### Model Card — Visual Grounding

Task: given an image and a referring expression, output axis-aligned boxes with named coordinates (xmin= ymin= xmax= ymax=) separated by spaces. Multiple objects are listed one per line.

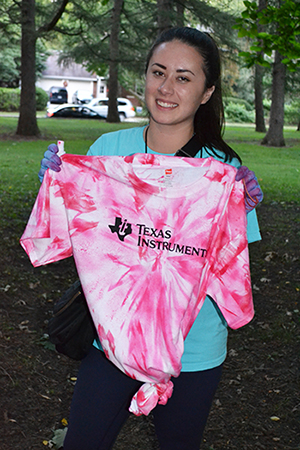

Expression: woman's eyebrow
xmin=177 ymin=68 xmax=195 ymax=76
xmin=151 ymin=62 xmax=195 ymax=76
xmin=151 ymin=62 xmax=167 ymax=69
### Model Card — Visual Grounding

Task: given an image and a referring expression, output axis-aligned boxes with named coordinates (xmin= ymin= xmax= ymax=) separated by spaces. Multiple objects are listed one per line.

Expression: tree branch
xmin=37 ymin=0 xmax=70 ymax=36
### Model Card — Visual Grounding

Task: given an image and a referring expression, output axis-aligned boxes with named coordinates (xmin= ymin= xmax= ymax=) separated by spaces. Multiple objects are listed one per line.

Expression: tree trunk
xmin=254 ymin=0 xmax=266 ymax=133
xmin=16 ymin=0 xmax=40 ymax=137
xmin=157 ymin=0 xmax=172 ymax=35
xmin=106 ymin=0 xmax=124 ymax=123
xmin=254 ymin=63 xmax=266 ymax=132
xmin=261 ymin=51 xmax=286 ymax=146
xmin=176 ymin=2 xmax=184 ymax=27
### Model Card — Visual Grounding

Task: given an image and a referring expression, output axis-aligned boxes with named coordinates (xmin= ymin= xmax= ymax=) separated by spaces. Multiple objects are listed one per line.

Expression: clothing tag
xmin=163 ymin=168 xmax=173 ymax=187
xmin=57 ymin=140 xmax=66 ymax=156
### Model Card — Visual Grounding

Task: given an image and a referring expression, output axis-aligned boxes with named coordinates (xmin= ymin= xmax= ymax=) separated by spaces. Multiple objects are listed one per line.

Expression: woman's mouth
xmin=156 ymin=100 xmax=178 ymax=109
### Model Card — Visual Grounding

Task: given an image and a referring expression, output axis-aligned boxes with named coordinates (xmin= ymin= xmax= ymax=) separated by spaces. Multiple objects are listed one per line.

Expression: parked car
xmin=86 ymin=97 xmax=136 ymax=121
xmin=46 ymin=103 xmax=101 ymax=119
xmin=72 ymin=90 xmax=94 ymax=104
xmin=49 ymin=86 xmax=68 ymax=104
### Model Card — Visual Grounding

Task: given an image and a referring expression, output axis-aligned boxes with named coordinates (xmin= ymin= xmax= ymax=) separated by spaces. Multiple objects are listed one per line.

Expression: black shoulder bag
xmin=48 ymin=280 xmax=97 ymax=360
xmin=48 ymin=133 xmax=201 ymax=360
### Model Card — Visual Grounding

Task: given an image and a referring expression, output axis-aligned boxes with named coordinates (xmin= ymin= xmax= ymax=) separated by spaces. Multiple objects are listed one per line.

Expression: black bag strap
xmin=174 ymin=134 xmax=201 ymax=158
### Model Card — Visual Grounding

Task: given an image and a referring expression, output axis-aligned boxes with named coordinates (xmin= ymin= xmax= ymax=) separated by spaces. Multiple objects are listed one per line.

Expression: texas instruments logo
xmin=108 ymin=216 xmax=207 ymax=258
xmin=109 ymin=217 xmax=132 ymax=241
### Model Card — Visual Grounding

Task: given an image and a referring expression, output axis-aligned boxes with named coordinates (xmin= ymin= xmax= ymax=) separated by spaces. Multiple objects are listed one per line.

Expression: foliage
xmin=0 ymin=32 xmax=49 ymax=88
xmin=224 ymin=101 xmax=255 ymax=123
xmin=46 ymin=426 xmax=68 ymax=448
xmin=36 ymin=87 xmax=49 ymax=111
xmin=284 ymin=100 xmax=300 ymax=125
xmin=0 ymin=87 xmax=49 ymax=112
xmin=234 ymin=0 xmax=300 ymax=71
xmin=0 ymin=37 xmax=20 ymax=88
xmin=36 ymin=40 xmax=51 ymax=81
xmin=57 ymin=0 xmax=240 ymax=98
xmin=57 ymin=0 xmax=157 ymax=77
xmin=224 ymin=96 xmax=253 ymax=111
xmin=0 ymin=88 xmax=20 ymax=111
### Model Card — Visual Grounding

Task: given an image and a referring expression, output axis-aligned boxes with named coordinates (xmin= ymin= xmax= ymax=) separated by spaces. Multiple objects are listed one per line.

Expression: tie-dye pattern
xmin=20 ymin=153 xmax=254 ymax=415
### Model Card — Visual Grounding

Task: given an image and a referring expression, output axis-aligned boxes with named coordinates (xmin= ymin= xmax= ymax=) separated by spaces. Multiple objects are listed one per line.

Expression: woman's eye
xmin=178 ymin=76 xmax=190 ymax=83
xmin=153 ymin=70 xmax=164 ymax=77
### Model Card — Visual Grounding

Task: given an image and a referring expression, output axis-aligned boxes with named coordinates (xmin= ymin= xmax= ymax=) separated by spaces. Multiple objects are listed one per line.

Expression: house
xmin=36 ymin=52 xmax=107 ymax=103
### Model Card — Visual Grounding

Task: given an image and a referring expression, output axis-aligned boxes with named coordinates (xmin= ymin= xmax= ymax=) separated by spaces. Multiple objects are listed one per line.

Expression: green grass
xmin=224 ymin=125 xmax=300 ymax=203
xmin=0 ymin=117 xmax=299 ymax=206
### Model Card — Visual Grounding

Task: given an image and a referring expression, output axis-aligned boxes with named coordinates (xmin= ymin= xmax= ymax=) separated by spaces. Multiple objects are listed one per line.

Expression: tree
xmin=157 ymin=0 xmax=173 ymax=34
xmin=261 ymin=50 xmax=286 ymax=145
xmin=17 ymin=0 xmax=40 ymax=136
xmin=18 ymin=0 xmax=70 ymax=136
xmin=254 ymin=63 xmax=266 ymax=132
xmin=57 ymin=0 xmax=239 ymax=123
xmin=235 ymin=0 xmax=300 ymax=146
xmin=106 ymin=0 xmax=124 ymax=123
xmin=254 ymin=0 xmax=267 ymax=133
xmin=0 ymin=0 xmax=70 ymax=136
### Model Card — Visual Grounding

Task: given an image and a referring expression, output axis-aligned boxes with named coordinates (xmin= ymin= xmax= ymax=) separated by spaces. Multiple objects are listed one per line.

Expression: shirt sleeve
xmin=196 ymin=148 xmax=261 ymax=245
xmin=87 ymin=135 xmax=104 ymax=156
xmin=246 ymin=208 xmax=261 ymax=243
xmin=20 ymin=170 xmax=73 ymax=267
xmin=206 ymin=180 xmax=254 ymax=330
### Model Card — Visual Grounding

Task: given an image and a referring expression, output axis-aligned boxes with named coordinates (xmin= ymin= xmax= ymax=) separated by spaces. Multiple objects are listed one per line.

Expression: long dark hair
xmin=145 ymin=27 xmax=241 ymax=163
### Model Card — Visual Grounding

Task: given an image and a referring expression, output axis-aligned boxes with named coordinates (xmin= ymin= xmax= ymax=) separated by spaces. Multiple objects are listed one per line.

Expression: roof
xmin=42 ymin=52 xmax=97 ymax=80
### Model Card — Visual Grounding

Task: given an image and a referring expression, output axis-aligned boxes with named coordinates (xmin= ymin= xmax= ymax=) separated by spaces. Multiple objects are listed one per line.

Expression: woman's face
xmin=145 ymin=40 xmax=215 ymax=129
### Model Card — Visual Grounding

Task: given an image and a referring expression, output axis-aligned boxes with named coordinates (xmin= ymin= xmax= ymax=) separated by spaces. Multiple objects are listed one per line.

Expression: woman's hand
xmin=235 ymin=166 xmax=263 ymax=213
xmin=38 ymin=144 xmax=62 ymax=182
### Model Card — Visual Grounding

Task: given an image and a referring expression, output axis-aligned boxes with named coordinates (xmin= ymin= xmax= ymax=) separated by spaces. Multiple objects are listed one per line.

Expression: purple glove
xmin=235 ymin=166 xmax=263 ymax=213
xmin=38 ymin=144 xmax=62 ymax=182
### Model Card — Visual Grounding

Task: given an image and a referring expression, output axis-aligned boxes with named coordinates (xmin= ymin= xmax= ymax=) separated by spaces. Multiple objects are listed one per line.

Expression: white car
xmin=72 ymin=90 xmax=94 ymax=104
xmin=86 ymin=97 xmax=136 ymax=121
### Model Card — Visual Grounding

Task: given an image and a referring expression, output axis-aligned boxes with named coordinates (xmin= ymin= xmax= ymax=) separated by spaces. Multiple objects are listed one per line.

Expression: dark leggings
xmin=63 ymin=346 xmax=222 ymax=450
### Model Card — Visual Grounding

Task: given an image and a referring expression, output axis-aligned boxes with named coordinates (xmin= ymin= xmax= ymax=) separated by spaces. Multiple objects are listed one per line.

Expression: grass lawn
xmin=0 ymin=117 xmax=299 ymax=205
xmin=1 ymin=117 xmax=299 ymax=450
xmin=224 ymin=125 xmax=300 ymax=203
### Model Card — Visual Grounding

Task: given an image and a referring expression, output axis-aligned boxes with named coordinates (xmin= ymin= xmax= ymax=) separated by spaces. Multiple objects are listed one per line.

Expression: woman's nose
xmin=158 ymin=77 xmax=174 ymax=94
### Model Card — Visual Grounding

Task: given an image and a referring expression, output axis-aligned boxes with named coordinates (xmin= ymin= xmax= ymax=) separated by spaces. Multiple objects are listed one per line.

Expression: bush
xmin=36 ymin=87 xmax=48 ymax=111
xmin=263 ymin=99 xmax=271 ymax=112
xmin=224 ymin=102 xmax=255 ymax=123
xmin=224 ymin=97 xmax=253 ymax=111
xmin=0 ymin=88 xmax=20 ymax=111
xmin=0 ymin=87 xmax=48 ymax=111
xmin=284 ymin=101 xmax=300 ymax=126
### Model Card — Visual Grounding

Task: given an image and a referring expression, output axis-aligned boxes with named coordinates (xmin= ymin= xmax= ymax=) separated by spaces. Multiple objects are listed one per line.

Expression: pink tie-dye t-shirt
xmin=20 ymin=153 xmax=254 ymax=415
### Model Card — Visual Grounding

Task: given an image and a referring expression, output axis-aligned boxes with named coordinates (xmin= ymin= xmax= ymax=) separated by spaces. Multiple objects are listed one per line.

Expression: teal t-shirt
xmin=88 ymin=126 xmax=261 ymax=371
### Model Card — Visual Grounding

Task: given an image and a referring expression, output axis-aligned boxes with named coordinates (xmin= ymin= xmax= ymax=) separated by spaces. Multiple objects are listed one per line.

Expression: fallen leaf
xmin=260 ymin=277 xmax=271 ymax=283
xmin=265 ymin=251 xmax=277 ymax=262
xmin=40 ymin=394 xmax=51 ymax=400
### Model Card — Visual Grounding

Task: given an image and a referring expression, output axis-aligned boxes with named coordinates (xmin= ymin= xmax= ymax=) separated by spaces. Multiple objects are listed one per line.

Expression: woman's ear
xmin=201 ymin=85 xmax=215 ymax=105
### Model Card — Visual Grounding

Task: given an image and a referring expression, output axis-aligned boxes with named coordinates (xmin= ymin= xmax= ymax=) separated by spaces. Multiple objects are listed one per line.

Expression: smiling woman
xmin=33 ymin=26 xmax=263 ymax=450
xmin=144 ymin=40 xmax=215 ymax=149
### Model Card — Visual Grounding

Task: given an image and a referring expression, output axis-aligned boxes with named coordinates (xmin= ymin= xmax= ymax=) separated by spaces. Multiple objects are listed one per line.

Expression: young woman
xmin=39 ymin=27 xmax=262 ymax=450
